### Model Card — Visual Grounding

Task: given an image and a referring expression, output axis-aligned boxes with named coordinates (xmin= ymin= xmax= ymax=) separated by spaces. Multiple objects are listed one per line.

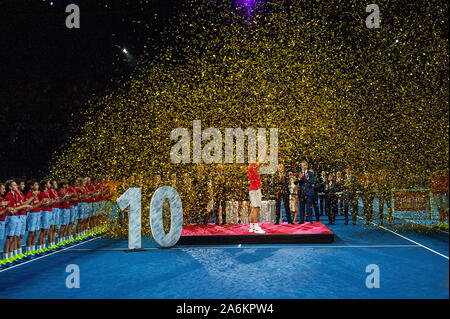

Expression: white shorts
xmin=249 ymin=189 xmax=262 ymax=208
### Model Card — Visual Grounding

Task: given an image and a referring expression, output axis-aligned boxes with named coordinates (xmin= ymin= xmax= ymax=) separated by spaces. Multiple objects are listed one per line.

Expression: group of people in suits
xmin=120 ymin=161 xmax=397 ymax=228
xmin=269 ymin=161 xmax=327 ymax=225
xmin=268 ymin=162 xmax=395 ymax=226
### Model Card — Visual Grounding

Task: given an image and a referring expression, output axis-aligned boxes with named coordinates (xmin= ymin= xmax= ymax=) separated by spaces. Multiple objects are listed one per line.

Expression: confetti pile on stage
xmin=47 ymin=0 xmax=448 ymax=236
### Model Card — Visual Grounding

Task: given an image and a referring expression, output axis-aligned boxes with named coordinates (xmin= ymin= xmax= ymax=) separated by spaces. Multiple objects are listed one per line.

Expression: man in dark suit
xmin=310 ymin=168 xmax=321 ymax=222
xmin=317 ymin=171 xmax=328 ymax=216
xmin=361 ymin=172 xmax=375 ymax=226
xmin=296 ymin=161 xmax=316 ymax=224
xmin=377 ymin=169 xmax=393 ymax=226
xmin=270 ymin=164 xmax=293 ymax=224
xmin=335 ymin=171 xmax=344 ymax=216
xmin=343 ymin=168 xmax=359 ymax=225
xmin=326 ymin=173 xmax=337 ymax=224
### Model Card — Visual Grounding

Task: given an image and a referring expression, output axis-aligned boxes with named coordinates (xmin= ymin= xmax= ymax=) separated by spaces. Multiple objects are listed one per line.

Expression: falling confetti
xmin=47 ymin=0 xmax=448 ymax=236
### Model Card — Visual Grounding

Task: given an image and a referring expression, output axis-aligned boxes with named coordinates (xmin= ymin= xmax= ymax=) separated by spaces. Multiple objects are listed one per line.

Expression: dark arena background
xmin=0 ymin=0 xmax=448 ymax=310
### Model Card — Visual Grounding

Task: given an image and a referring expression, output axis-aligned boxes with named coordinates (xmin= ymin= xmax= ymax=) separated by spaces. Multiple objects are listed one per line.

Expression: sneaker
xmin=9 ymin=257 xmax=18 ymax=265
xmin=4 ymin=258 xmax=13 ymax=267
xmin=253 ymin=224 xmax=266 ymax=234
xmin=22 ymin=252 xmax=31 ymax=260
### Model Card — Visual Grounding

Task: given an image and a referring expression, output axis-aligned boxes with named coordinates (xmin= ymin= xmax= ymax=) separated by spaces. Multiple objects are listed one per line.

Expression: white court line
xmin=0 ymin=237 xmax=101 ymax=273
xmin=356 ymin=216 xmax=449 ymax=260
xmin=67 ymin=244 xmax=419 ymax=251
xmin=376 ymin=224 xmax=449 ymax=260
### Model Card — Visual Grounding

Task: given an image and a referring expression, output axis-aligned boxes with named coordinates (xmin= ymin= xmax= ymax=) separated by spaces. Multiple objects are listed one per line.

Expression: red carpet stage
xmin=177 ymin=222 xmax=334 ymax=245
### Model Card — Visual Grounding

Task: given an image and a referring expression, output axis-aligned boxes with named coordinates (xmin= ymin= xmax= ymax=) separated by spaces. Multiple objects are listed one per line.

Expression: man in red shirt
xmin=99 ymin=179 xmax=114 ymax=230
xmin=86 ymin=177 xmax=97 ymax=235
xmin=64 ymin=179 xmax=76 ymax=242
xmin=24 ymin=180 xmax=43 ymax=256
xmin=79 ymin=177 xmax=91 ymax=237
xmin=70 ymin=178 xmax=84 ymax=240
xmin=57 ymin=179 xmax=73 ymax=246
xmin=16 ymin=180 xmax=29 ymax=257
xmin=247 ymin=159 xmax=266 ymax=234
xmin=1 ymin=183 xmax=9 ymax=266
xmin=87 ymin=177 xmax=101 ymax=235
xmin=96 ymin=180 xmax=106 ymax=232
xmin=91 ymin=178 xmax=101 ymax=233
xmin=37 ymin=180 xmax=54 ymax=254
xmin=48 ymin=180 xmax=62 ymax=249
xmin=3 ymin=180 xmax=32 ymax=262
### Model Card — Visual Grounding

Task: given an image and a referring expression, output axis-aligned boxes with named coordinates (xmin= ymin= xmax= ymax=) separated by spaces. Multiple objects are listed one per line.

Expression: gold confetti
xmin=47 ymin=0 xmax=448 ymax=235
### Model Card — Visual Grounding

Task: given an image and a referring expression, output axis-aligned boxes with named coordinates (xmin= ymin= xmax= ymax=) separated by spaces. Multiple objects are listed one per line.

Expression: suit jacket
xmin=269 ymin=172 xmax=290 ymax=195
xmin=376 ymin=177 xmax=392 ymax=199
xmin=334 ymin=179 xmax=344 ymax=194
xmin=296 ymin=169 xmax=316 ymax=197
xmin=327 ymin=181 xmax=338 ymax=197
xmin=314 ymin=177 xmax=326 ymax=195
xmin=343 ymin=175 xmax=358 ymax=198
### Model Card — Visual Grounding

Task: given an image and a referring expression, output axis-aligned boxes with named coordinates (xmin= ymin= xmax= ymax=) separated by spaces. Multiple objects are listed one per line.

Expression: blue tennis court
xmin=1 ymin=213 xmax=448 ymax=299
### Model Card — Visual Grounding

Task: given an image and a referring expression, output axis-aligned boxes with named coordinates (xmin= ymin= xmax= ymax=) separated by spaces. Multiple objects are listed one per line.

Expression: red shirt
xmin=70 ymin=187 xmax=80 ymax=206
xmin=4 ymin=191 xmax=21 ymax=216
xmin=95 ymin=184 xmax=101 ymax=202
xmin=16 ymin=190 xmax=27 ymax=215
xmin=58 ymin=188 xmax=71 ymax=209
xmin=101 ymin=184 xmax=108 ymax=201
xmin=38 ymin=191 xmax=52 ymax=212
xmin=65 ymin=186 xmax=75 ymax=206
xmin=0 ymin=196 xmax=6 ymax=221
xmin=49 ymin=188 xmax=61 ymax=208
xmin=26 ymin=191 xmax=41 ymax=213
xmin=87 ymin=185 xmax=95 ymax=202
xmin=247 ymin=165 xmax=261 ymax=191
xmin=80 ymin=187 xmax=88 ymax=203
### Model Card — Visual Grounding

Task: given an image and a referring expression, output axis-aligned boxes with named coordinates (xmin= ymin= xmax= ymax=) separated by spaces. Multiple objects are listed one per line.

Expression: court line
xmin=0 ymin=237 xmax=101 ymax=273
xmin=355 ymin=216 xmax=449 ymax=260
xmin=355 ymin=202 xmax=449 ymax=258
xmin=376 ymin=224 xmax=449 ymax=260
xmin=67 ymin=244 xmax=419 ymax=251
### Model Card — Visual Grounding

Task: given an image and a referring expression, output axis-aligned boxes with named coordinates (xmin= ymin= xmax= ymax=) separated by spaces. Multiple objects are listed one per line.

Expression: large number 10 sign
xmin=116 ymin=186 xmax=183 ymax=249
